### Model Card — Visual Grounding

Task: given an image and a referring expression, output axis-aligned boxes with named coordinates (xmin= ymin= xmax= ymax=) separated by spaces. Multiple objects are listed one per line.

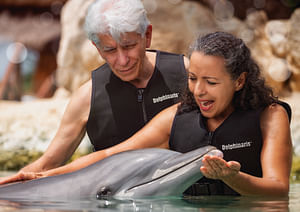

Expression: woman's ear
xmin=235 ymin=72 xmax=247 ymax=91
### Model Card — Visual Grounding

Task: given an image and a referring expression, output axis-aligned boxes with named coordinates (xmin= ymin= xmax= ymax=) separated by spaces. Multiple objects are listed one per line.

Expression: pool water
xmin=0 ymin=183 xmax=299 ymax=211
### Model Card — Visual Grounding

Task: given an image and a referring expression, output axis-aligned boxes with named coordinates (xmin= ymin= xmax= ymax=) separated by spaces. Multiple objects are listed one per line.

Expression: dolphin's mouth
xmin=126 ymin=146 xmax=220 ymax=192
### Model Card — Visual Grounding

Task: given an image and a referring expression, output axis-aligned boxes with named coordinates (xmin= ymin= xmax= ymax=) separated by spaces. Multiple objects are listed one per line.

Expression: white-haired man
xmin=0 ymin=0 xmax=188 ymax=183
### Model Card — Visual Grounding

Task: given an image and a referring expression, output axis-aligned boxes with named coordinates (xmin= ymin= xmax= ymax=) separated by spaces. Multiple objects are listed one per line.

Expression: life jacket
xmin=169 ymin=101 xmax=291 ymax=195
xmin=87 ymin=50 xmax=187 ymax=151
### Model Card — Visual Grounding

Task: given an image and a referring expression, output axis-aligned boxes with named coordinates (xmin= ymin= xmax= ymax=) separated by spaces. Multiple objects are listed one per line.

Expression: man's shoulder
xmin=90 ymin=63 xmax=113 ymax=84
xmin=149 ymin=49 xmax=182 ymax=57
xmin=92 ymin=63 xmax=110 ymax=72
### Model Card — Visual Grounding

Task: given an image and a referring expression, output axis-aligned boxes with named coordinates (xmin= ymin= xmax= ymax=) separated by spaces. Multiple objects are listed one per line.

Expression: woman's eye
xmin=207 ymin=80 xmax=217 ymax=85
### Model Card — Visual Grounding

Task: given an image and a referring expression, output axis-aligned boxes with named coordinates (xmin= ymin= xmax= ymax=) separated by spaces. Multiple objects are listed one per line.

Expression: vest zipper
xmin=208 ymin=131 xmax=214 ymax=145
xmin=137 ymin=89 xmax=147 ymax=123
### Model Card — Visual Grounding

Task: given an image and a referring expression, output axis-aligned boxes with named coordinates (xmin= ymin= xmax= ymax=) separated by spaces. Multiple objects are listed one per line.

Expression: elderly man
xmin=0 ymin=0 xmax=188 ymax=183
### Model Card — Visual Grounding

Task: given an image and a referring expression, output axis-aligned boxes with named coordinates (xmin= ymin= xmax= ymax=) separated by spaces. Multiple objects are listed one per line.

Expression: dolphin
xmin=0 ymin=146 xmax=222 ymax=200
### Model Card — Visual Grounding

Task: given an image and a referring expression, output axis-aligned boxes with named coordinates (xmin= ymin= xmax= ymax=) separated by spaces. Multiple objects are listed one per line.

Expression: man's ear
xmin=92 ymin=41 xmax=99 ymax=48
xmin=145 ymin=24 xmax=152 ymax=48
xmin=235 ymin=72 xmax=247 ymax=91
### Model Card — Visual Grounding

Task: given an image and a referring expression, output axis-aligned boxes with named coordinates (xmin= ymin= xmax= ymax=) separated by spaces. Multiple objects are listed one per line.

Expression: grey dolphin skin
xmin=0 ymin=146 xmax=223 ymax=200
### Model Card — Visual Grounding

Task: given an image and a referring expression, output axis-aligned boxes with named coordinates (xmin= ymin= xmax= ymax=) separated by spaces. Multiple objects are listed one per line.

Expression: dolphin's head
xmin=92 ymin=146 xmax=223 ymax=198
xmin=0 ymin=146 xmax=223 ymax=200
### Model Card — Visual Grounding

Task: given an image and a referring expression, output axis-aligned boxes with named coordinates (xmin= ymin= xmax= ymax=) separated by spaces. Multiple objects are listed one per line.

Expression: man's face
xmin=95 ymin=26 xmax=152 ymax=83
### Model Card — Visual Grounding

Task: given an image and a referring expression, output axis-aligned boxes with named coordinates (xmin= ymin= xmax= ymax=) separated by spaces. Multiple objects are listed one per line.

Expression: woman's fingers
xmin=201 ymin=156 xmax=240 ymax=180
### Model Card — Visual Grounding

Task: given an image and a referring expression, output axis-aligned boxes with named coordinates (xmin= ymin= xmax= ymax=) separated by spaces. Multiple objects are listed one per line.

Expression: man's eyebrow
xmin=120 ymin=40 xmax=137 ymax=45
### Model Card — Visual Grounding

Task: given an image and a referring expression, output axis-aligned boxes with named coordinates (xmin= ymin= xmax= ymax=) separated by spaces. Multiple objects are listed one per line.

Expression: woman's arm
xmin=201 ymin=103 xmax=292 ymax=196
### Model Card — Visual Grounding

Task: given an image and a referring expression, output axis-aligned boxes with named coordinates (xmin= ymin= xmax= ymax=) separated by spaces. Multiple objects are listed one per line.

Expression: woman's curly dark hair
xmin=179 ymin=31 xmax=277 ymax=113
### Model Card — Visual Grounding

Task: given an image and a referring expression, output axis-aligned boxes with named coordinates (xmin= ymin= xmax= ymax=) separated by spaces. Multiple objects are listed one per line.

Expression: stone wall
xmin=56 ymin=0 xmax=300 ymax=95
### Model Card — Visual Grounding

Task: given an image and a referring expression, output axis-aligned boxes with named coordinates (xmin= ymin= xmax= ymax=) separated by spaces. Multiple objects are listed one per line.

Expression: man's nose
xmin=116 ymin=49 xmax=129 ymax=66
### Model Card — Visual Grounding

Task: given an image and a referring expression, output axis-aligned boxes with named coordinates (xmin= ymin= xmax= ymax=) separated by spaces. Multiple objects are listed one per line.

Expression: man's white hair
xmin=84 ymin=0 xmax=150 ymax=46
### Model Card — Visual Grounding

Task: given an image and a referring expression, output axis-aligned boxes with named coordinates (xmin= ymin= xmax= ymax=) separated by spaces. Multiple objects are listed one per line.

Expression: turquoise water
xmin=0 ymin=183 xmax=299 ymax=211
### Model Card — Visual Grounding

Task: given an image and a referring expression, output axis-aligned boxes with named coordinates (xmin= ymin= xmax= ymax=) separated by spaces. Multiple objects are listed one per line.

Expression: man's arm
xmin=0 ymin=80 xmax=92 ymax=184
xmin=9 ymin=104 xmax=178 ymax=180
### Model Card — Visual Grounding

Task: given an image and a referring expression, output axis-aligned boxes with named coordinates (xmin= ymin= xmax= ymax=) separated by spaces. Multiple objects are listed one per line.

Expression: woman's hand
xmin=200 ymin=155 xmax=241 ymax=180
xmin=0 ymin=171 xmax=46 ymax=185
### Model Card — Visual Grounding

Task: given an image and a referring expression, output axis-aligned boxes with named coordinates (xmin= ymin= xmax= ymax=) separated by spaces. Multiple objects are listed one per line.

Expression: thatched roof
xmin=0 ymin=0 xmax=68 ymax=7
xmin=0 ymin=12 xmax=61 ymax=51
xmin=0 ymin=0 xmax=65 ymax=51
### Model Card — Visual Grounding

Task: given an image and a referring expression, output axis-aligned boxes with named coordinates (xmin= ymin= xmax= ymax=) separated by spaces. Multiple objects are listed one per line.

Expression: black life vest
xmin=169 ymin=101 xmax=291 ymax=195
xmin=87 ymin=50 xmax=187 ymax=151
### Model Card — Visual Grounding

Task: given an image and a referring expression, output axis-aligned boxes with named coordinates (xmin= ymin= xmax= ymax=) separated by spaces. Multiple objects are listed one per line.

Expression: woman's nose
xmin=194 ymin=82 xmax=206 ymax=96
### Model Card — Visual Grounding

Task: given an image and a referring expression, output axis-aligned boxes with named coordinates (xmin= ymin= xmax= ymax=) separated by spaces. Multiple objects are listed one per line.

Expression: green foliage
xmin=0 ymin=150 xmax=43 ymax=171
xmin=291 ymin=156 xmax=300 ymax=183
xmin=0 ymin=149 xmax=92 ymax=171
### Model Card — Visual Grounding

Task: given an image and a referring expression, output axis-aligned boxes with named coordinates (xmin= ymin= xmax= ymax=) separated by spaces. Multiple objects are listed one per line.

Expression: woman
xmin=0 ymin=32 xmax=292 ymax=197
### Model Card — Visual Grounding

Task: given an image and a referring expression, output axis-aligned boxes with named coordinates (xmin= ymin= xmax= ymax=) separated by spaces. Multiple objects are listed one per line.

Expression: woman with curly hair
xmin=1 ymin=32 xmax=292 ymax=197
xmin=172 ymin=31 xmax=292 ymax=196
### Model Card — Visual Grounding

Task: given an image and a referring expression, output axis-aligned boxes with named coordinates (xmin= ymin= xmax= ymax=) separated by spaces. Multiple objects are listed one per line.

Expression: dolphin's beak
xmin=126 ymin=146 xmax=223 ymax=192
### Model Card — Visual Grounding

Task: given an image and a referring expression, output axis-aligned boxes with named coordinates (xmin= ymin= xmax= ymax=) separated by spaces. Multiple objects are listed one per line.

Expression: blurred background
xmin=0 ymin=0 xmax=300 ymax=179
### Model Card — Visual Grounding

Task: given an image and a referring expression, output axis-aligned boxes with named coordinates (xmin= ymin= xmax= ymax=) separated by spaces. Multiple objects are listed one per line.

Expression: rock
xmin=287 ymin=9 xmax=300 ymax=92
xmin=56 ymin=0 xmax=246 ymax=91
xmin=0 ymin=87 xmax=92 ymax=170
xmin=56 ymin=0 xmax=104 ymax=92
xmin=56 ymin=0 xmax=217 ymax=91
xmin=0 ymin=88 xmax=91 ymax=153
xmin=244 ymin=9 xmax=300 ymax=95
xmin=245 ymin=10 xmax=267 ymax=38
xmin=148 ymin=0 xmax=217 ymax=55
xmin=265 ymin=20 xmax=289 ymax=57
xmin=267 ymin=57 xmax=290 ymax=81
xmin=287 ymin=9 xmax=300 ymax=74
xmin=290 ymin=72 xmax=300 ymax=91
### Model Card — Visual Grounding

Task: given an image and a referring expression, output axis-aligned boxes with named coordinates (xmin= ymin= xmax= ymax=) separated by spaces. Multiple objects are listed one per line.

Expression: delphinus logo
xmin=222 ymin=141 xmax=252 ymax=151
xmin=152 ymin=93 xmax=179 ymax=103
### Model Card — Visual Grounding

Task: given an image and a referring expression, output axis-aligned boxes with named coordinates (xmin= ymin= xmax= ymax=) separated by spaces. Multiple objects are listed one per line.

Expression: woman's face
xmin=188 ymin=51 xmax=243 ymax=122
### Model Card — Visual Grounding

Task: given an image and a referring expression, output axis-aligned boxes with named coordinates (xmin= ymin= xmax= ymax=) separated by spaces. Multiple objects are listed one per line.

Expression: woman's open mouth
xmin=198 ymin=100 xmax=214 ymax=111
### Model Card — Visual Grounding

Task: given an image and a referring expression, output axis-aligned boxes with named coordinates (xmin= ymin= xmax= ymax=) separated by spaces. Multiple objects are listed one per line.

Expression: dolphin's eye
xmin=96 ymin=187 xmax=112 ymax=199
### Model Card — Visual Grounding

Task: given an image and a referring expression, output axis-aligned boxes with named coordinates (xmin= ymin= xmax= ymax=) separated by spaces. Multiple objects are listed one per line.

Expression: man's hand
xmin=200 ymin=155 xmax=241 ymax=180
xmin=0 ymin=171 xmax=45 ymax=185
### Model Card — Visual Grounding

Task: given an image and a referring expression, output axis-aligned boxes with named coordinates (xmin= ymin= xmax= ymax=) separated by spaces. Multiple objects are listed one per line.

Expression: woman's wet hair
xmin=180 ymin=31 xmax=277 ymax=113
xmin=84 ymin=0 xmax=150 ymax=47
